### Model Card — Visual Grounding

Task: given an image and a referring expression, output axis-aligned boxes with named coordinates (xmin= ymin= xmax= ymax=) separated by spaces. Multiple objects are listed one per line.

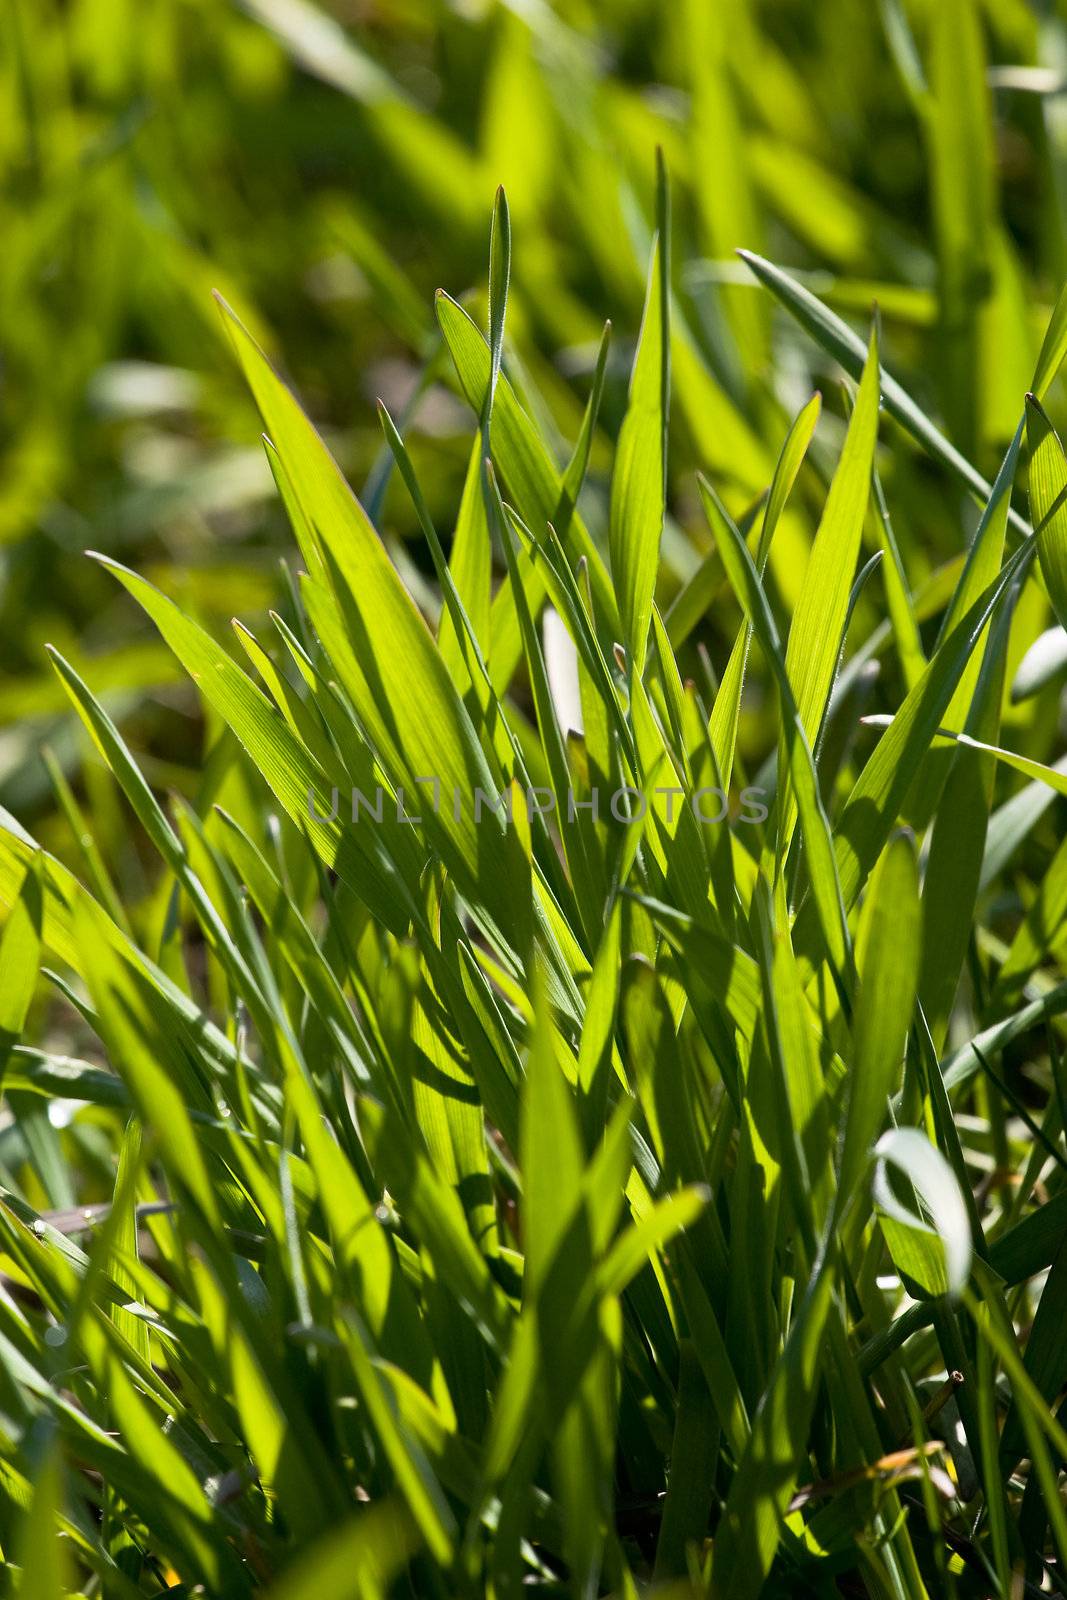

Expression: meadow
xmin=4 ymin=1 xmax=1067 ymax=1595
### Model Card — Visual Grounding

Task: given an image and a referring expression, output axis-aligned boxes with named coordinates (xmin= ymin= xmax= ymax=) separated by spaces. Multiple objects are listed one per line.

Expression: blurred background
xmin=3 ymin=0 xmax=1067 ymax=849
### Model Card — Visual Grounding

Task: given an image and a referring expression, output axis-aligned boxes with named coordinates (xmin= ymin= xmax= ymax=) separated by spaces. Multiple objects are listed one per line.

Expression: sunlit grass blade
xmin=838 ymin=832 xmax=919 ymax=1215
xmin=739 ymin=249 xmax=1031 ymax=538
xmin=784 ymin=326 xmax=879 ymax=749
xmin=792 ymin=535 xmax=1035 ymax=969
xmin=709 ymin=393 xmax=821 ymax=788
xmin=609 ymin=201 xmax=668 ymax=679
xmin=1026 ymin=393 xmax=1067 ymax=633
xmin=699 ymin=477 xmax=851 ymax=980
xmin=0 ymin=852 xmax=42 ymax=1083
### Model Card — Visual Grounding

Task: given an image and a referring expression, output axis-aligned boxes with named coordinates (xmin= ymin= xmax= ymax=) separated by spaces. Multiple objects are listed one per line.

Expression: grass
xmin=5 ymin=1 xmax=1067 ymax=1596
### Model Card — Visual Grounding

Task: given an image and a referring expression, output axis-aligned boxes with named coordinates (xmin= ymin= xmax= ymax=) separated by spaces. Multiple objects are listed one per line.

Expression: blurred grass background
xmin=4 ymin=0 xmax=1067 ymax=844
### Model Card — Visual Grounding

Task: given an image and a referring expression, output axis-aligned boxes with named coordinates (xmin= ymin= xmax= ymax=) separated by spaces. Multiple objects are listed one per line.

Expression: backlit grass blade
xmin=792 ymin=535 xmax=1035 ymax=969
xmin=869 ymin=465 xmax=926 ymax=691
xmin=926 ymin=0 xmax=995 ymax=456
xmin=558 ymin=319 xmax=611 ymax=530
xmin=918 ymin=594 xmax=1012 ymax=1049
xmin=109 ymin=1118 xmax=151 ymax=1368
xmin=0 ymin=851 xmax=42 ymax=1083
xmin=455 ymin=943 xmax=522 ymax=1154
xmin=838 ymin=832 xmax=919 ymax=1211
xmin=759 ymin=887 xmax=833 ymax=1241
xmin=16 ymin=1439 xmax=69 ymax=1600
xmin=609 ymin=192 xmax=669 ymax=679
xmin=215 ymin=304 xmax=526 ymax=950
xmin=92 ymin=554 xmax=425 ymax=941
xmin=521 ymin=965 xmax=584 ymax=1300
xmin=74 ymin=900 xmax=220 ymax=1227
xmin=494 ymin=491 xmax=601 ymax=946
xmin=1031 ymin=276 xmax=1067 ymax=401
xmin=41 ymin=745 xmax=129 ymax=936
xmin=935 ymin=419 xmax=1021 ymax=723
xmin=378 ymin=401 xmax=494 ymax=708
xmin=0 ymin=816 xmax=238 ymax=1083
xmin=785 ymin=327 xmax=879 ymax=748
xmin=630 ymin=892 xmax=761 ymax=1042
xmin=359 ymin=1096 xmax=506 ymax=1344
xmin=261 ymin=1502 xmax=420 ymax=1600
xmin=877 ymin=726 xmax=1067 ymax=802
xmin=1025 ymin=394 xmax=1067 ymax=633
xmin=994 ymin=829 xmax=1067 ymax=1000
xmin=45 ymin=645 xmax=276 ymax=1017
xmin=485 ymin=185 xmax=509 ymax=432
xmin=663 ymin=494 xmax=765 ymax=652
xmin=709 ymin=393 xmax=820 ymax=787
xmin=435 ymin=290 xmax=620 ymax=680
xmin=700 ymin=478 xmax=851 ymax=979
xmin=739 ymin=249 xmax=1031 ymax=538
xmin=213 ymin=807 xmax=374 ymax=1063
xmin=439 ymin=438 xmax=492 ymax=676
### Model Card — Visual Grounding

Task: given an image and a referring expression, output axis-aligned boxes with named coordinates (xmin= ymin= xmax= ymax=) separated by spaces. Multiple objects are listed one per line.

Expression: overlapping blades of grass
xmin=6 ymin=163 xmax=1067 ymax=1600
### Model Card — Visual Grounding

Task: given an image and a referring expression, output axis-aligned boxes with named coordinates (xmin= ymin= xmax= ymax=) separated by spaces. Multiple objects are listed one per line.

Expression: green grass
xmin=5 ymin=1 xmax=1067 ymax=1596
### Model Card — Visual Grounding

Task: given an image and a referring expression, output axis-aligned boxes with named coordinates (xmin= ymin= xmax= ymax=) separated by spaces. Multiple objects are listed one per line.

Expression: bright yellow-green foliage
xmin=4 ymin=2 xmax=1067 ymax=1597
